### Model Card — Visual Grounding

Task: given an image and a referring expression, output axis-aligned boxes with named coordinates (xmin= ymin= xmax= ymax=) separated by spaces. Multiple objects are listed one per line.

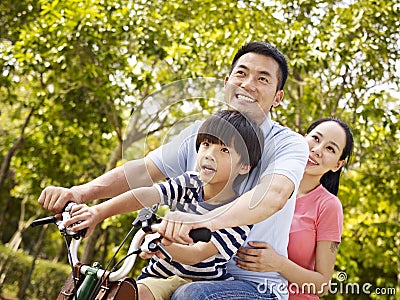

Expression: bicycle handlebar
xmin=31 ymin=204 xmax=212 ymax=282
xmin=189 ymin=227 xmax=212 ymax=243
xmin=30 ymin=216 xmax=57 ymax=227
xmin=70 ymin=223 xmax=211 ymax=281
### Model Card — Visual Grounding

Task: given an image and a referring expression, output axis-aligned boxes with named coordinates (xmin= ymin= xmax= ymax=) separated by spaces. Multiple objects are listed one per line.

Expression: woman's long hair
xmin=306 ymin=118 xmax=354 ymax=196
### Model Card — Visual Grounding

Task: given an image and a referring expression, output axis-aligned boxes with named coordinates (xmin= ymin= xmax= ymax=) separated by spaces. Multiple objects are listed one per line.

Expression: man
xmin=39 ymin=42 xmax=308 ymax=299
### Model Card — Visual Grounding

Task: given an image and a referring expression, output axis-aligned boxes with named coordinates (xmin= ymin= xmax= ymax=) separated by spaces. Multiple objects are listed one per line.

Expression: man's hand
xmin=38 ymin=186 xmax=83 ymax=213
xmin=158 ymin=211 xmax=212 ymax=245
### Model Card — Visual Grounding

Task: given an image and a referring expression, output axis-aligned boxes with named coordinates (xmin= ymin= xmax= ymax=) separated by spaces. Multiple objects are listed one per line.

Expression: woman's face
xmin=304 ymin=121 xmax=346 ymax=177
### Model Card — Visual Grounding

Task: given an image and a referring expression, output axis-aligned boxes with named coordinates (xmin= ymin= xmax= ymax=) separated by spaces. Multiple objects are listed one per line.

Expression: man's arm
xmin=39 ymin=120 xmax=202 ymax=213
xmin=38 ymin=157 xmax=165 ymax=213
xmin=213 ymin=173 xmax=293 ymax=229
xmin=159 ymin=173 xmax=294 ymax=244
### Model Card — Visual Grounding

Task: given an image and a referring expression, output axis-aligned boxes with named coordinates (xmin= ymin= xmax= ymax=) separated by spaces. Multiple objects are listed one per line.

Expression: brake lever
xmin=132 ymin=206 xmax=159 ymax=232
xmin=155 ymin=242 xmax=173 ymax=262
xmin=141 ymin=232 xmax=173 ymax=262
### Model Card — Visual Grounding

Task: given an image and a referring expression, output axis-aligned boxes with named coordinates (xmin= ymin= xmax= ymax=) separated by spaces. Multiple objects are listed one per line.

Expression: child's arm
xmin=165 ymin=242 xmax=219 ymax=265
xmin=64 ymin=186 xmax=161 ymax=236
xmin=164 ymin=224 xmax=251 ymax=265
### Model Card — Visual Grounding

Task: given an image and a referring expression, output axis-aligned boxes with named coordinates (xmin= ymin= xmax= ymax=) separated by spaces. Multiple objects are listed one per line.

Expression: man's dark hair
xmin=196 ymin=110 xmax=264 ymax=170
xmin=229 ymin=41 xmax=288 ymax=91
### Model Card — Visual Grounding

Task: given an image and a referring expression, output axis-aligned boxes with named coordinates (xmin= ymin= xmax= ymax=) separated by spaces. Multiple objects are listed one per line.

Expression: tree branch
xmin=0 ymin=107 xmax=35 ymax=191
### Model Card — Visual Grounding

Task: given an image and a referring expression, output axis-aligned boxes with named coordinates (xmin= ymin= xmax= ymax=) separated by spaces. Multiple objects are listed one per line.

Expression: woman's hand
xmin=234 ymin=241 xmax=283 ymax=273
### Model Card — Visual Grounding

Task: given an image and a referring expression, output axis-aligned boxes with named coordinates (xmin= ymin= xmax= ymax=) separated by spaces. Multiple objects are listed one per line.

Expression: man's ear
xmin=272 ymin=90 xmax=284 ymax=108
xmin=239 ymin=164 xmax=252 ymax=175
xmin=224 ymin=75 xmax=229 ymax=87
xmin=332 ymin=160 xmax=345 ymax=172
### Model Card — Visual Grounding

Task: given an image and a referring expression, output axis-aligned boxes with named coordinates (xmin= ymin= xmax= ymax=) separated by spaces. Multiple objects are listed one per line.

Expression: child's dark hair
xmin=229 ymin=41 xmax=288 ymax=92
xmin=196 ymin=110 xmax=264 ymax=170
xmin=307 ymin=117 xmax=354 ymax=196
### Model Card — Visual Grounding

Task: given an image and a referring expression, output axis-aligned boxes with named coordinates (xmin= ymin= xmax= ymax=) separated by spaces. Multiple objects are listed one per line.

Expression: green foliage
xmin=332 ymin=97 xmax=400 ymax=298
xmin=0 ymin=243 xmax=71 ymax=299
xmin=0 ymin=0 xmax=399 ymax=298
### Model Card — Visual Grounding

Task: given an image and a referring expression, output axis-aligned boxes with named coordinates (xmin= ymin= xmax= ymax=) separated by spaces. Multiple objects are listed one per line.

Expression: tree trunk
xmin=18 ymin=225 xmax=48 ymax=300
xmin=0 ymin=108 xmax=35 ymax=243
xmin=0 ymin=107 xmax=34 ymax=193
xmin=0 ymin=192 xmax=12 ymax=241
xmin=7 ymin=197 xmax=40 ymax=251
xmin=0 ymin=257 xmax=11 ymax=291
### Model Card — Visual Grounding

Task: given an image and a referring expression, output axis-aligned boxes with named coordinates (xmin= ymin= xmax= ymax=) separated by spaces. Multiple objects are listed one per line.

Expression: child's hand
xmin=63 ymin=204 xmax=98 ymax=237
xmin=139 ymin=250 xmax=166 ymax=260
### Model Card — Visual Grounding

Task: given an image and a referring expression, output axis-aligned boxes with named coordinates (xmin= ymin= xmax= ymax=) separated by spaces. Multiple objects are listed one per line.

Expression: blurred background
xmin=0 ymin=0 xmax=399 ymax=299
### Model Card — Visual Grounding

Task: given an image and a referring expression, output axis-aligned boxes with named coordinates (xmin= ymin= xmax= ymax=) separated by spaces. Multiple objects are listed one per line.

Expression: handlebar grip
xmin=189 ymin=228 xmax=211 ymax=243
xmin=31 ymin=201 xmax=74 ymax=227
xmin=30 ymin=216 xmax=57 ymax=227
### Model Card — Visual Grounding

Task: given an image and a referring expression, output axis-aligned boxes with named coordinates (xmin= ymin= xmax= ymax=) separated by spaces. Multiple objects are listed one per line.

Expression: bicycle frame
xmin=71 ymin=225 xmax=156 ymax=299
xmin=31 ymin=204 xmax=211 ymax=300
xmin=70 ymin=224 xmax=158 ymax=282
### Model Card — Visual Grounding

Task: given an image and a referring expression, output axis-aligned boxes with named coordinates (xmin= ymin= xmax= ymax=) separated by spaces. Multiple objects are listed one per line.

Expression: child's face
xmin=196 ymin=140 xmax=248 ymax=187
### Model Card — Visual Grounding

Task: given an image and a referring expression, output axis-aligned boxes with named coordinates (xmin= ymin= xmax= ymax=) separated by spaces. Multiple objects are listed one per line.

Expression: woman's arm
xmin=235 ymin=240 xmax=338 ymax=296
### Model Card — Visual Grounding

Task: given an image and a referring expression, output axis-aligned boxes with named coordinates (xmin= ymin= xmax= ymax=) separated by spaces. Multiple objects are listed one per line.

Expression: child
xmin=66 ymin=110 xmax=264 ymax=300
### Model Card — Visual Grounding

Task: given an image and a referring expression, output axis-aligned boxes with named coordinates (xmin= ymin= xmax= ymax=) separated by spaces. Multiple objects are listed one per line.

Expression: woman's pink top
xmin=288 ymin=184 xmax=343 ymax=299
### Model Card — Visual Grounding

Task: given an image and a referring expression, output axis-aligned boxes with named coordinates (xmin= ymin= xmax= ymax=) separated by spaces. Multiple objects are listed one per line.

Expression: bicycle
xmin=31 ymin=202 xmax=211 ymax=300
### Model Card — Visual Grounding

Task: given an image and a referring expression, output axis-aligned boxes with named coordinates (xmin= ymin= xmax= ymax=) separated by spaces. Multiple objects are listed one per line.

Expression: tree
xmin=0 ymin=0 xmax=399 ymax=298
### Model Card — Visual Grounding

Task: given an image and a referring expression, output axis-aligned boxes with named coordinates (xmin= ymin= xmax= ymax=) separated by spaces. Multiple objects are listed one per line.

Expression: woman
xmin=234 ymin=117 xmax=354 ymax=299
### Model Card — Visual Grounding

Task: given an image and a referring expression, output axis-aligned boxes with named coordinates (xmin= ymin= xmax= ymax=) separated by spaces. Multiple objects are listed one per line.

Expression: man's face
xmin=224 ymin=52 xmax=284 ymax=125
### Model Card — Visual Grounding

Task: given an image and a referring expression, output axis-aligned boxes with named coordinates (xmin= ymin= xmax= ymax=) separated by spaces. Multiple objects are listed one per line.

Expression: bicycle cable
xmin=108 ymin=247 xmax=142 ymax=273
xmin=103 ymin=204 xmax=162 ymax=281
xmin=88 ymin=225 xmax=137 ymax=300
xmin=89 ymin=204 xmax=160 ymax=299
xmin=65 ymin=236 xmax=78 ymax=300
